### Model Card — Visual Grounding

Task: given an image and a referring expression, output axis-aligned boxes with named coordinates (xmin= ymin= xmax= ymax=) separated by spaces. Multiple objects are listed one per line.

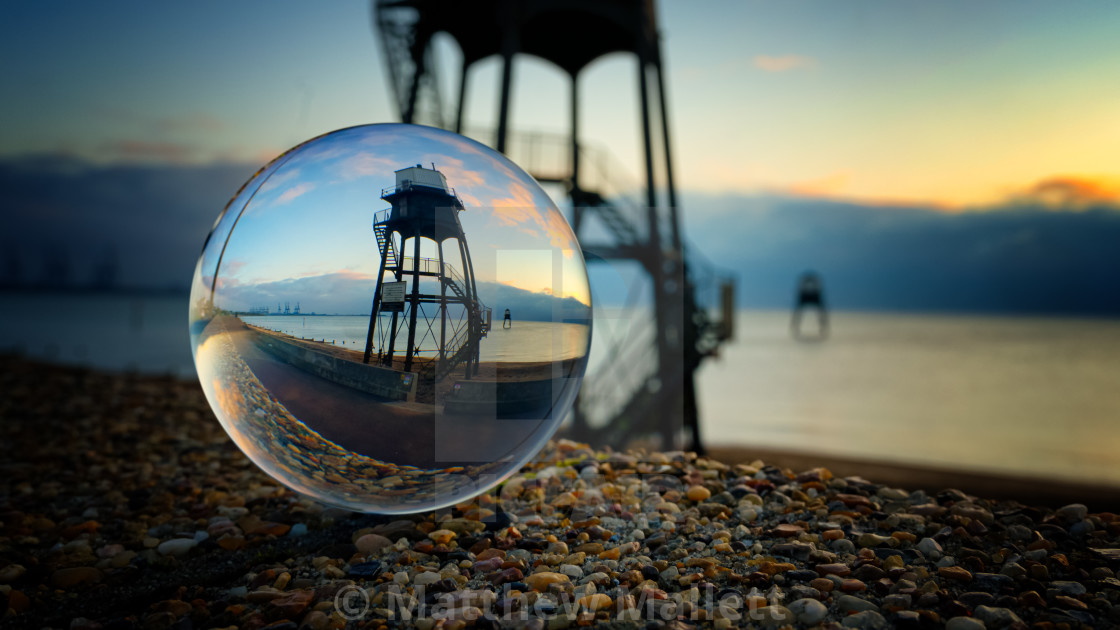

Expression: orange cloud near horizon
xmin=1020 ymin=175 xmax=1120 ymax=208
xmin=744 ymin=171 xmax=1120 ymax=214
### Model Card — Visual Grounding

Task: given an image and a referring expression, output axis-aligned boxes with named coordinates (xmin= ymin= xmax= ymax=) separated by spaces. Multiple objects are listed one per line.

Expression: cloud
xmin=683 ymin=189 xmax=1120 ymax=314
xmin=428 ymin=155 xmax=486 ymax=189
xmin=489 ymin=181 xmax=542 ymax=231
xmin=6 ymin=153 xmax=1116 ymax=316
xmin=221 ymin=259 xmax=248 ymax=277
xmin=1016 ymin=175 xmax=1120 ymax=209
xmin=753 ymin=55 xmax=816 ymax=73
xmin=0 ymin=155 xmax=257 ymax=289
xmin=338 ymin=152 xmax=400 ymax=180
xmin=275 ymin=182 xmax=315 ymax=205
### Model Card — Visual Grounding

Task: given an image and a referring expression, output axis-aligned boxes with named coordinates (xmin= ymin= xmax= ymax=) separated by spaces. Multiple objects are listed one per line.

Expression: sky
xmin=192 ymin=124 xmax=590 ymax=315
xmin=2 ymin=0 xmax=1120 ymax=313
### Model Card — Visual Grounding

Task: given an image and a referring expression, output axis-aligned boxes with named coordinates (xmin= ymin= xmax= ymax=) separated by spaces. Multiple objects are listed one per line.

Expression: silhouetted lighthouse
xmin=363 ymin=165 xmax=489 ymax=379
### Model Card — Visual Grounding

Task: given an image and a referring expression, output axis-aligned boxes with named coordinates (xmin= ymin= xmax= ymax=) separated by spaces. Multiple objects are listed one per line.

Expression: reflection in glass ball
xmin=189 ymin=124 xmax=591 ymax=514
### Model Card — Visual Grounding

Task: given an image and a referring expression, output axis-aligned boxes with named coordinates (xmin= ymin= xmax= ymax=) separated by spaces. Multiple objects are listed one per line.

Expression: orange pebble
xmin=687 ymin=486 xmax=711 ymax=502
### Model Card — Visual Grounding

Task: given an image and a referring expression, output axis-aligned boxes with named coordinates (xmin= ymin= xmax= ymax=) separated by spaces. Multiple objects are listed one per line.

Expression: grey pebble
xmin=946 ymin=617 xmax=986 ymax=630
xmin=1058 ymin=503 xmax=1089 ymax=522
xmin=841 ymin=610 xmax=888 ymax=629
xmin=837 ymin=594 xmax=880 ymax=613
xmin=1050 ymin=580 xmax=1087 ymax=596
xmin=973 ymin=605 xmax=1024 ymax=628
xmin=917 ymin=537 xmax=942 ymax=558
xmin=787 ymin=598 xmax=827 ymax=625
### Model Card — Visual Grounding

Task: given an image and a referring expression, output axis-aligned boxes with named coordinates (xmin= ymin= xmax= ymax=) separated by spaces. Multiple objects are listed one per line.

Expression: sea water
xmin=4 ymin=292 xmax=1120 ymax=485
xmin=239 ymin=314 xmax=589 ymax=363
xmin=698 ymin=310 xmax=1120 ymax=485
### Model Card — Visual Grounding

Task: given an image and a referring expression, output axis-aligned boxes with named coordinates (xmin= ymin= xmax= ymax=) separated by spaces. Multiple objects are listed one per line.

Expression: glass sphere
xmin=188 ymin=124 xmax=591 ymax=514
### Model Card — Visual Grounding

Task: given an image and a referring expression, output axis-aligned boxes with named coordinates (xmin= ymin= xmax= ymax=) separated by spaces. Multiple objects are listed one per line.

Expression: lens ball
xmin=189 ymin=123 xmax=591 ymax=513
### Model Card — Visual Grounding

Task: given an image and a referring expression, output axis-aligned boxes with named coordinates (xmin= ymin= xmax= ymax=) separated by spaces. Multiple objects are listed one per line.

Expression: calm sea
xmin=698 ymin=310 xmax=1120 ymax=485
xmin=3 ymin=293 xmax=1119 ymax=485
xmin=239 ymin=314 xmax=589 ymax=363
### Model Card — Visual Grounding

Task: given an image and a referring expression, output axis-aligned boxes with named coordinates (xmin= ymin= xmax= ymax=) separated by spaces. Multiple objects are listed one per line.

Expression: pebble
xmin=757 ymin=605 xmax=793 ymax=627
xmin=770 ymin=523 xmax=804 ymax=538
xmin=525 ymin=572 xmax=570 ymax=592
xmin=816 ymin=563 xmax=851 ymax=577
xmin=269 ymin=589 xmax=313 ymax=618
xmin=577 ymin=593 xmax=612 ymax=611
xmin=686 ymin=485 xmax=711 ymax=502
xmin=0 ymin=564 xmax=27 ymax=583
xmin=1058 ymin=503 xmax=1089 ymax=522
xmin=841 ymin=610 xmax=888 ymax=629
xmin=157 ymin=538 xmax=197 ymax=557
xmin=788 ymin=597 xmax=828 ymax=625
xmin=918 ymin=537 xmax=943 ymax=558
xmin=837 ymin=594 xmax=880 ymax=613
xmin=559 ymin=564 xmax=582 ymax=579
xmin=1050 ymin=580 xmax=1087 ymax=596
xmin=973 ymin=605 xmax=1023 ymax=627
xmin=939 ymin=566 xmax=973 ymax=582
xmin=945 ymin=617 xmax=987 ymax=630
xmin=429 ymin=529 xmax=457 ymax=544
xmin=50 ymin=567 xmax=103 ymax=588
xmin=355 ymin=533 xmax=392 ymax=554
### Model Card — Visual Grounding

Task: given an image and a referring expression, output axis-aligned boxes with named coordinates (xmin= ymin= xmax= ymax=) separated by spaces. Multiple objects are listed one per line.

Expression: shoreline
xmin=245 ymin=320 xmax=582 ymax=382
xmin=707 ymin=444 xmax=1120 ymax=512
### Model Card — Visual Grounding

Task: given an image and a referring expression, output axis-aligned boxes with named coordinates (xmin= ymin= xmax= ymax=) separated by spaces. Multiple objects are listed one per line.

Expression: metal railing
xmin=380 ymin=180 xmax=458 ymax=200
xmin=459 ymin=127 xmax=648 ymax=243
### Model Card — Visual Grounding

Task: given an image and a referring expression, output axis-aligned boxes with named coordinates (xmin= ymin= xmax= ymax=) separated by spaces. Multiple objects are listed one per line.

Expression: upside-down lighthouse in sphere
xmin=362 ymin=165 xmax=490 ymax=380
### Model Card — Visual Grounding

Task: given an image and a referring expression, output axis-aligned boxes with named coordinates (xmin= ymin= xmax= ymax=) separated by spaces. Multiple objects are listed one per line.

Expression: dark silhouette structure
xmin=372 ymin=0 xmax=734 ymax=451
xmin=362 ymin=164 xmax=489 ymax=380
xmin=503 ymin=308 xmax=511 ymax=329
xmin=791 ymin=271 xmax=828 ymax=340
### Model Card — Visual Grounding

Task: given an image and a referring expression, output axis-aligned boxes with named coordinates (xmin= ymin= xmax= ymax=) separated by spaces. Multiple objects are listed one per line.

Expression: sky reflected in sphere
xmin=189 ymin=124 xmax=591 ymax=513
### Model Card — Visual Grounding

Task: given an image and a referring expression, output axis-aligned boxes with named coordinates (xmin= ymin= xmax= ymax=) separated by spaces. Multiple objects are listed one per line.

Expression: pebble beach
xmin=3 ymin=356 xmax=1120 ymax=629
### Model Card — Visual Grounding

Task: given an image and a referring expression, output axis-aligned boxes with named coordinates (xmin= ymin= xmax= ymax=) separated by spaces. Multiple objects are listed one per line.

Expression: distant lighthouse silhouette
xmin=791 ymin=271 xmax=828 ymax=340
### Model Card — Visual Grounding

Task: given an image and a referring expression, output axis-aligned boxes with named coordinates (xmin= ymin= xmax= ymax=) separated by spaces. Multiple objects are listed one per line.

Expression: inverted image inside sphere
xmin=188 ymin=123 xmax=592 ymax=514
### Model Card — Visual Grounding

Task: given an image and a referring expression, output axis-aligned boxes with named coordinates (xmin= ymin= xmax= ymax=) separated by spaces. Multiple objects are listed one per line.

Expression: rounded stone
xmin=837 ymin=594 xmax=880 ymax=613
xmin=157 ymin=538 xmax=198 ymax=557
xmin=946 ymin=617 xmax=986 ymax=630
xmin=841 ymin=610 xmax=889 ymax=629
xmin=355 ymin=533 xmax=392 ymax=555
xmin=788 ymin=598 xmax=828 ymax=625
xmin=1057 ymin=503 xmax=1089 ymax=523
xmin=686 ymin=486 xmax=712 ymax=502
